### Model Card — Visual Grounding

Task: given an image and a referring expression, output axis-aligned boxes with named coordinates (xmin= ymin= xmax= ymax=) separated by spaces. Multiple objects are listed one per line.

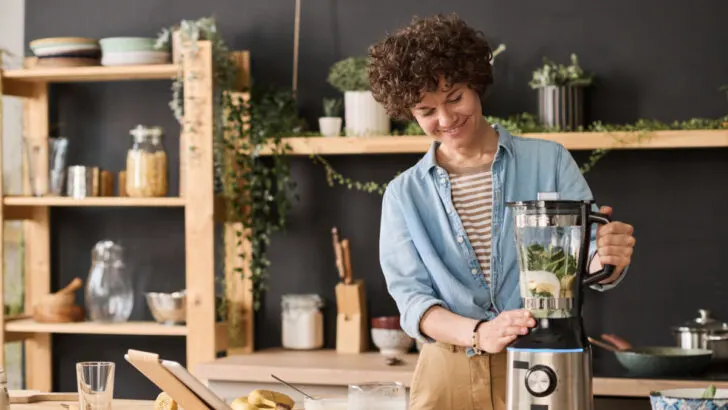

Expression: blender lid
xmin=674 ymin=309 xmax=728 ymax=332
xmin=507 ymin=192 xmax=592 ymax=210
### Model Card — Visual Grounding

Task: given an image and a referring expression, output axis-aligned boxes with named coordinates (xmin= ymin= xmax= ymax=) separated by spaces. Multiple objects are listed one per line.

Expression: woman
xmin=368 ymin=14 xmax=636 ymax=410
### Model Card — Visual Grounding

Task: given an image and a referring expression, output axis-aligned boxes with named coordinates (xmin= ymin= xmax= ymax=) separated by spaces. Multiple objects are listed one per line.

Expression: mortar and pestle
xmin=33 ymin=277 xmax=85 ymax=323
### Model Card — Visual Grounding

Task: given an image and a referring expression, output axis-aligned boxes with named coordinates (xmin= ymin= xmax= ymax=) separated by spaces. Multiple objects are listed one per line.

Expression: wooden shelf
xmin=3 ymin=196 xmax=186 ymax=207
xmin=261 ymin=129 xmax=728 ymax=155
xmin=1 ymin=64 xmax=178 ymax=83
xmin=5 ymin=319 xmax=186 ymax=336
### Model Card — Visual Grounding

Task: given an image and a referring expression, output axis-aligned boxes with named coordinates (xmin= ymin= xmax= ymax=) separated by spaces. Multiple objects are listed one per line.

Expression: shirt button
xmin=440 ymin=178 xmax=446 ymax=184
xmin=471 ymin=268 xmax=478 ymax=274
xmin=457 ymin=236 xmax=464 ymax=243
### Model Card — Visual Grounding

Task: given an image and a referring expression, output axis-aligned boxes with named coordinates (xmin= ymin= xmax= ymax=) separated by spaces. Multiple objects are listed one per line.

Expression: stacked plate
xmin=29 ymin=37 xmax=101 ymax=67
xmin=99 ymin=37 xmax=170 ymax=66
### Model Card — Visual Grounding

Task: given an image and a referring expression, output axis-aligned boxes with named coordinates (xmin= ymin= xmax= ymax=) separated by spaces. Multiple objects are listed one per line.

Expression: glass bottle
xmin=85 ymin=240 xmax=134 ymax=322
xmin=125 ymin=125 xmax=167 ymax=197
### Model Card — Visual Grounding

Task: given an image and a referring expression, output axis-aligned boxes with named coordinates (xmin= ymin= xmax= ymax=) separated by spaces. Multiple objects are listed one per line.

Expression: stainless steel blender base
xmin=506 ymin=348 xmax=594 ymax=410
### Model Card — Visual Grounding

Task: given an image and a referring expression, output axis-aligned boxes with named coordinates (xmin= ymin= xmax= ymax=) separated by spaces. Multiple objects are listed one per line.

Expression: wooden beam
xmin=22 ymin=75 xmax=52 ymax=392
xmin=182 ymin=41 xmax=217 ymax=373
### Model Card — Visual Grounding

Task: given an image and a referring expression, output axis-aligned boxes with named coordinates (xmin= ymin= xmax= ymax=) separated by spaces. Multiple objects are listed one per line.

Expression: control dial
xmin=524 ymin=365 xmax=557 ymax=397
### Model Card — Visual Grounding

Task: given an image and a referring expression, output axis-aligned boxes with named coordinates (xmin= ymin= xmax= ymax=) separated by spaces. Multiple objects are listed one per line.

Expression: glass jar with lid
xmin=125 ymin=125 xmax=168 ymax=197
xmin=281 ymin=294 xmax=324 ymax=350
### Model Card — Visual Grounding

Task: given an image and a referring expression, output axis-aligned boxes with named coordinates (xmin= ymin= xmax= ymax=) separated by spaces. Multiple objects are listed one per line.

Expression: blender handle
xmin=582 ymin=212 xmax=616 ymax=286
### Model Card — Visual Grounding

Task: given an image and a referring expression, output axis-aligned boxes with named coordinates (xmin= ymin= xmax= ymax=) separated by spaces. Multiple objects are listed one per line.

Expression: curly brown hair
xmin=367 ymin=13 xmax=494 ymax=121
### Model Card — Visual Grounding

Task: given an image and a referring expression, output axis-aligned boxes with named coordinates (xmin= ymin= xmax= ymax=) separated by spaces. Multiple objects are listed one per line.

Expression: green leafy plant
xmin=165 ymin=17 xmax=299 ymax=322
xmin=322 ymin=97 xmax=342 ymax=117
xmin=327 ymin=56 xmax=370 ymax=92
xmin=529 ymin=53 xmax=593 ymax=89
xmin=221 ymin=85 xmax=301 ymax=311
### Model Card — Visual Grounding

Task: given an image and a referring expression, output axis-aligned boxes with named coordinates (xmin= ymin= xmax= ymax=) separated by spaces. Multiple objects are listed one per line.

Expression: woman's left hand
xmin=593 ymin=206 xmax=635 ymax=282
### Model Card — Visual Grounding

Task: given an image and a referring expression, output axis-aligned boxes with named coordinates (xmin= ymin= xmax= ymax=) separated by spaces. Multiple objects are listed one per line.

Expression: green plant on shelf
xmin=529 ymin=53 xmax=594 ymax=89
xmin=322 ymin=97 xmax=342 ymax=117
xmin=327 ymin=56 xmax=370 ymax=93
xmin=163 ymin=17 xmax=300 ymax=318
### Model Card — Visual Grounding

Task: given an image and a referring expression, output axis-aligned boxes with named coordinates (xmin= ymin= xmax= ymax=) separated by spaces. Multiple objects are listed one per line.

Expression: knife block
xmin=335 ymin=279 xmax=368 ymax=354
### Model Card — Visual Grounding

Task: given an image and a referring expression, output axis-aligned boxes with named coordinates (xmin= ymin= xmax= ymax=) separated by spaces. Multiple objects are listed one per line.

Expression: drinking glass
xmin=76 ymin=361 xmax=115 ymax=410
xmin=22 ymin=136 xmax=68 ymax=196
xmin=348 ymin=382 xmax=407 ymax=410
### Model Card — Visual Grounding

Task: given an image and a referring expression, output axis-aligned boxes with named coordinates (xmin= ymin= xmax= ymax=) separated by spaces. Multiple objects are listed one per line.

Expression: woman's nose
xmin=438 ymin=109 xmax=456 ymax=129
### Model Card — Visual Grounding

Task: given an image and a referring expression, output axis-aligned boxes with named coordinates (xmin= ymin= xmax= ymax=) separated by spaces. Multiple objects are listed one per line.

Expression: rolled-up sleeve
xmin=379 ymin=185 xmax=446 ymax=343
xmin=555 ymin=144 xmax=630 ymax=291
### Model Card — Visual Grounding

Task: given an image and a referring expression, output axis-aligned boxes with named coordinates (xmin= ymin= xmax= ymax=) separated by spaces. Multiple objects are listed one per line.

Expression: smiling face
xmin=411 ymin=78 xmax=484 ymax=149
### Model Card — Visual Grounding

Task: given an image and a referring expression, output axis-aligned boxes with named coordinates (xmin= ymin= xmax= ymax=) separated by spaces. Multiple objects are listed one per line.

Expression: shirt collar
xmin=417 ymin=122 xmax=514 ymax=179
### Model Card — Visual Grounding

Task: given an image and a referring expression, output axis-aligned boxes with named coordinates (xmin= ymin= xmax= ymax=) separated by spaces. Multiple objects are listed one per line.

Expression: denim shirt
xmin=378 ymin=124 xmax=627 ymax=354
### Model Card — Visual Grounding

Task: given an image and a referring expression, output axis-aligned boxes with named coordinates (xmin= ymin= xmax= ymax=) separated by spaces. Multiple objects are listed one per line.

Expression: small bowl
xmin=650 ymin=388 xmax=728 ymax=409
xmin=99 ymin=37 xmax=162 ymax=53
xmin=145 ymin=290 xmax=186 ymax=325
xmin=371 ymin=328 xmax=414 ymax=357
xmin=371 ymin=315 xmax=401 ymax=330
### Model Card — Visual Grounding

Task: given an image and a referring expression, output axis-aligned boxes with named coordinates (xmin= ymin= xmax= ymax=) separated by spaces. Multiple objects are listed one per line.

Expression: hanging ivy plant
xmin=159 ymin=17 xmax=300 ymax=317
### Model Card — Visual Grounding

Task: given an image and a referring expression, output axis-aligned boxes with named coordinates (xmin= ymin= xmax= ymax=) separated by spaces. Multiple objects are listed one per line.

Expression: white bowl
xmin=101 ymin=50 xmax=170 ymax=66
xmin=371 ymin=328 xmax=414 ymax=357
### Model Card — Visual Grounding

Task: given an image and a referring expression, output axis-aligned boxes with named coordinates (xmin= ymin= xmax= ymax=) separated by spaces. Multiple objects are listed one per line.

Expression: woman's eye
xmin=423 ymin=109 xmax=435 ymax=116
xmin=448 ymin=94 xmax=462 ymax=103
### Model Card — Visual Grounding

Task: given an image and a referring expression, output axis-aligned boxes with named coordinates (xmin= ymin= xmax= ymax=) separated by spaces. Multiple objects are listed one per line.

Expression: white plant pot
xmin=318 ymin=117 xmax=342 ymax=137
xmin=344 ymin=91 xmax=390 ymax=137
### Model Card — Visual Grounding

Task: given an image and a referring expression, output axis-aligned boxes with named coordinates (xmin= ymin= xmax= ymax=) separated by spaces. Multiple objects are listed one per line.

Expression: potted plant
xmin=319 ymin=97 xmax=343 ymax=137
xmin=327 ymin=56 xmax=390 ymax=137
xmin=529 ymin=53 xmax=593 ymax=131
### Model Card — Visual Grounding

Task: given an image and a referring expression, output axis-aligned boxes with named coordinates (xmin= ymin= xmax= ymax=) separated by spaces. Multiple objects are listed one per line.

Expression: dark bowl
xmin=371 ymin=316 xmax=401 ymax=330
xmin=615 ymin=347 xmax=713 ymax=377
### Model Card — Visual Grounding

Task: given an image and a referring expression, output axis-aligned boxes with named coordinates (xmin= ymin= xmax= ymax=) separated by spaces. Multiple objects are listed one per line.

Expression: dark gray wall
xmin=25 ymin=0 xmax=728 ymax=401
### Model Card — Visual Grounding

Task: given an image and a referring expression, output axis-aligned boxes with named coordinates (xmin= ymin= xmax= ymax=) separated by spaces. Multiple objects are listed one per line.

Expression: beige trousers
xmin=409 ymin=342 xmax=507 ymax=410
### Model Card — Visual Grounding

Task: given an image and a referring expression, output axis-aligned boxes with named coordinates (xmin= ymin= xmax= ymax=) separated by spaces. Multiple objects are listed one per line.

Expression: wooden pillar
xmin=182 ymin=41 xmax=217 ymax=372
xmin=22 ymin=77 xmax=52 ymax=392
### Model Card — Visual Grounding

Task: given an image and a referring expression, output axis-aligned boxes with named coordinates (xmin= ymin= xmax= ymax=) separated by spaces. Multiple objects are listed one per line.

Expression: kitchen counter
xmin=11 ymin=400 xmax=152 ymax=409
xmin=194 ymin=348 xmax=728 ymax=399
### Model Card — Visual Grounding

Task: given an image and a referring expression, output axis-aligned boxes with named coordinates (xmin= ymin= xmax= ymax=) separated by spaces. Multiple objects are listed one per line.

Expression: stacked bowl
xmin=29 ymin=37 xmax=101 ymax=67
xmin=99 ymin=37 xmax=170 ymax=66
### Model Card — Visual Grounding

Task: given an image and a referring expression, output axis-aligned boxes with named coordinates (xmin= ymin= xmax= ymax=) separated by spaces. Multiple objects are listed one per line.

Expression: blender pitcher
xmin=508 ymin=194 xmax=614 ymax=319
xmin=505 ymin=193 xmax=616 ymax=410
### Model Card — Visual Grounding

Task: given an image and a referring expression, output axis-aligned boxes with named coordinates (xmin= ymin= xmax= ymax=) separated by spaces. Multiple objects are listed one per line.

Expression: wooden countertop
xmin=194 ymin=348 xmax=728 ymax=398
xmin=11 ymin=400 xmax=152 ymax=409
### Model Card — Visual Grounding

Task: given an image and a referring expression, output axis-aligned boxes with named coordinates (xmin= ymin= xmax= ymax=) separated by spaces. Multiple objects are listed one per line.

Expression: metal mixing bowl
xmin=145 ymin=290 xmax=186 ymax=325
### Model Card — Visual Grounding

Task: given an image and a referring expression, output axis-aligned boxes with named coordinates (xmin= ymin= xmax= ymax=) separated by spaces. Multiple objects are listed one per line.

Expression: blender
xmin=505 ymin=193 xmax=615 ymax=410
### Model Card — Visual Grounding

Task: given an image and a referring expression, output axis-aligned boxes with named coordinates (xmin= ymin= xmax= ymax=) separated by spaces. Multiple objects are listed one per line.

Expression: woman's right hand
xmin=477 ymin=309 xmax=536 ymax=353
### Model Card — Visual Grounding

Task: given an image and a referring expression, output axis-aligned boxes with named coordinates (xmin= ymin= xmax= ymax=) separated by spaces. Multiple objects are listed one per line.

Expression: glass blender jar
xmin=505 ymin=193 xmax=616 ymax=410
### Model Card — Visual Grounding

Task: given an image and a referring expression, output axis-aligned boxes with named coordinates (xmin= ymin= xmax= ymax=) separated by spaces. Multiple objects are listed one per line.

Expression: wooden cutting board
xmin=9 ymin=390 xmax=78 ymax=404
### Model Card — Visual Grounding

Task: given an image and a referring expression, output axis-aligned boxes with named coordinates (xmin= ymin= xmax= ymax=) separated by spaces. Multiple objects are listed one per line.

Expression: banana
xmin=154 ymin=392 xmax=178 ymax=410
xmin=247 ymin=389 xmax=295 ymax=409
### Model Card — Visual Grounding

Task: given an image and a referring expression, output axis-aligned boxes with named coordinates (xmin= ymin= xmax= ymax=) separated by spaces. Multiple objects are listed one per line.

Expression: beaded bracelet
xmin=472 ymin=319 xmax=487 ymax=355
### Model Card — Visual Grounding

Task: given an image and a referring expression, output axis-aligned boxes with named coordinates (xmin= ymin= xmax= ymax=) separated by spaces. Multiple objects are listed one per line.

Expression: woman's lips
xmin=440 ymin=118 xmax=467 ymax=137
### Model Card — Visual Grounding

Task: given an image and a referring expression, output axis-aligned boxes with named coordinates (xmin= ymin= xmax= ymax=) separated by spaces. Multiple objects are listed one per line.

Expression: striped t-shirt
xmin=445 ymin=163 xmax=494 ymax=284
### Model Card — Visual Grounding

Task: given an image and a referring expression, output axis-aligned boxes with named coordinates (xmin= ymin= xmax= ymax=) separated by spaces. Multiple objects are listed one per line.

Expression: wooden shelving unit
xmin=3 ymin=196 xmax=187 ymax=207
xmin=0 ymin=42 xmax=252 ymax=392
xmin=260 ymin=129 xmax=728 ymax=156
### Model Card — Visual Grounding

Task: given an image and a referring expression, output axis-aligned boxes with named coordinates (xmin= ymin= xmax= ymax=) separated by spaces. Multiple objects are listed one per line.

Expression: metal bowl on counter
xmin=673 ymin=309 xmax=728 ymax=363
xmin=145 ymin=290 xmax=186 ymax=325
